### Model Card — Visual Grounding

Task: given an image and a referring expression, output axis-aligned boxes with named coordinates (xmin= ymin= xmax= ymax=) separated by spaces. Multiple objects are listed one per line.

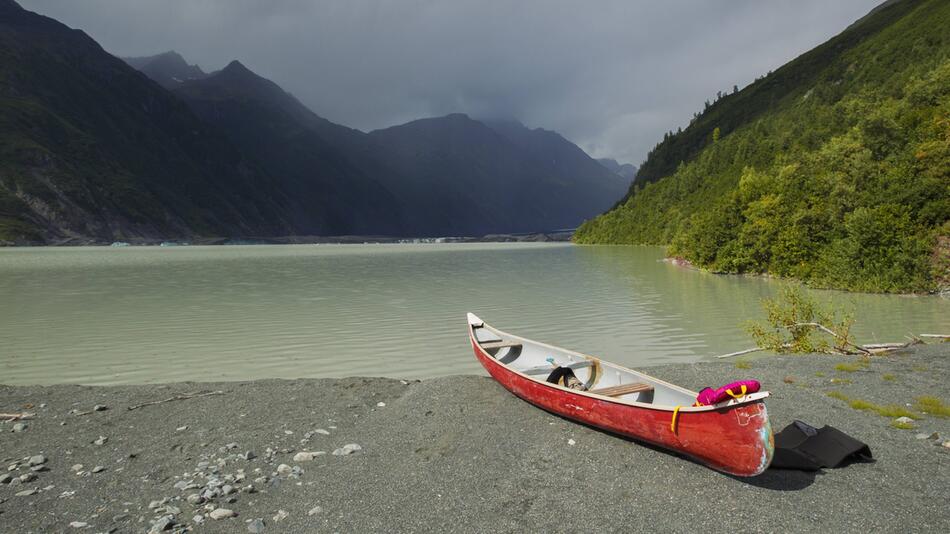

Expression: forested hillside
xmin=575 ymin=0 xmax=950 ymax=293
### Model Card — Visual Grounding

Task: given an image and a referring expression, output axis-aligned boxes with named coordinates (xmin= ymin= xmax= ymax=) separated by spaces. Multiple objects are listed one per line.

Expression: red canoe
xmin=467 ymin=313 xmax=774 ymax=477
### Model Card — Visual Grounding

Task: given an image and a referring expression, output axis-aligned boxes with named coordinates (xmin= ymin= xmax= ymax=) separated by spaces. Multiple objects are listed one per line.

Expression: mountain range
xmin=0 ymin=0 xmax=629 ymax=243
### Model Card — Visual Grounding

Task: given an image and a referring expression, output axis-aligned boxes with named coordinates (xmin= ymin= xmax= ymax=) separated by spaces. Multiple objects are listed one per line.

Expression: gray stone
xmin=222 ymin=484 xmax=234 ymax=495
xmin=293 ymin=452 xmax=317 ymax=462
xmin=12 ymin=423 xmax=27 ymax=432
xmin=92 ymin=466 xmax=105 ymax=473
xmin=894 ymin=416 xmax=915 ymax=426
xmin=71 ymin=464 xmax=84 ymax=472
xmin=276 ymin=464 xmax=292 ymax=476
xmin=69 ymin=521 xmax=89 ymax=528
xmin=186 ymin=493 xmax=204 ymax=505
xmin=28 ymin=455 xmax=47 ymax=466
xmin=148 ymin=515 xmax=175 ymax=533
xmin=332 ymin=443 xmax=362 ymax=456
xmin=19 ymin=473 xmax=36 ymax=483
xmin=15 ymin=488 xmax=37 ymax=496
xmin=209 ymin=508 xmax=236 ymax=520
xmin=307 ymin=506 xmax=323 ymax=516
xmin=93 ymin=436 xmax=108 ymax=446
xmin=247 ymin=518 xmax=265 ymax=533
xmin=93 ymin=404 xmax=108 ymax=412
xmin=272 ymin=510 xmax=289 ymax=522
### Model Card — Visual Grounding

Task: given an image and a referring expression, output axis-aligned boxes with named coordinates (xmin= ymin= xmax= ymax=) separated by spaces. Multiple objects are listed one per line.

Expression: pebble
xmin=28 ymin=454 xmax=47 ymax=466
xmin=293 ymin=452 xmax=320 ymax=462
xmin=313 ymin=429 xmax=330 ymax=435
xmin=0 ymin=474 xmax=11 ymax=484
xmin=186 ymin=493 xmax=204 ymax=505
xmin=15 ymin=488 xmax=37 ymax=496
xmin=307 ymin=506 xmax=323 ymax=516
xmin=92 ymin=466 xmax=105 ymax=473
xmin=332 ymin=443 xmax=362 ymax=456
xmin=69 ymin=521 xmax=88 ymax=528
xmin=176 ymin=426 xmax=188 ymax=432
xmin=276 ymin=464 xmax=292 ymax=475
xmin=272 ymin=510 xmax=289 ymax=522
xmin=376 ymin=402 xmax=386 ymax=407
xmin=247 ymin=518 xmax=265 ymax=533
xmin=19 ymin=473 xmax=37 ymax=483
xmin=71 ymin=464 xmax=84 ymax=472
xmin=93 ymin=404 xmax=108 ymax=412
xmin=93 ymin=436 xmax=108 ymax=446
xmin=568 ymin=439 xmax=576 ymax=446
xmin=12 ymin=422 xmax=27 ymax=432
xmin=942 ymin=440 xmax=950 ymax=449
xmin=241 ymin=451 xmax=257 ymax=461
xmin=193 ymin=514 xmax=205 ymax=524
xmin=894 ymin=416 xmax=915 ymax=426
xmin=209 ymin=508 xmax=236 ymax=520
xmin=149 ymin=515 xmax=175 ymax=533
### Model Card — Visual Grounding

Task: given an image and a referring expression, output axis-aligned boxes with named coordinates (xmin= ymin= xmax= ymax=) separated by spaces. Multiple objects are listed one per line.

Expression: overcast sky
xmin=22 ymin=0 xmax=881 ymax=165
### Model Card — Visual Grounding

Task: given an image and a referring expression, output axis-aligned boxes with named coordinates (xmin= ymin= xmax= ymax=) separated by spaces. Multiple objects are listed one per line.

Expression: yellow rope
xmin=671 ymin=405 xmax=682 ymax=433
xmin=725 ymin=384 xmax=748 ymax=400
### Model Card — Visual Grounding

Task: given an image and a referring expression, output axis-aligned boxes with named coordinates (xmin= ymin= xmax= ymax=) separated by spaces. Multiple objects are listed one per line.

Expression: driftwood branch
xmin=788 ymin=322 xmax=872 ymax=355
xmin=715 ymin=347 xmax=766 ymax=359
xmin=1 ymin=412 xmax=35 ymax=421
xmin=127 ymin=390 xmax=224 ymax=411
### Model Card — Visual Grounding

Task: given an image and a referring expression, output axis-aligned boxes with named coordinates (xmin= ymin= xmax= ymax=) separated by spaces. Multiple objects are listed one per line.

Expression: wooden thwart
xmin=589 ymin=382 xmax=654 ymax=397
xmin=480 ymin=341 xmax=523 ymax=350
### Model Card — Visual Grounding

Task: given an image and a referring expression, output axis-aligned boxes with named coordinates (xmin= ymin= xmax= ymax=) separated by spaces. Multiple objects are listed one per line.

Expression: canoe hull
xmin=472 ymin=338 xmax=774 ymax=477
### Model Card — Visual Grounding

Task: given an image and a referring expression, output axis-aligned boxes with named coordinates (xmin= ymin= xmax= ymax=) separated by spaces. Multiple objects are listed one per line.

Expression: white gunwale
xmin=468 ymin=313 xmax=768 ymax=413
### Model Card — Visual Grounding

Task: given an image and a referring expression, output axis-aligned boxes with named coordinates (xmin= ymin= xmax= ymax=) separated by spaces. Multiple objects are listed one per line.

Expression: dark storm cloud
xmin=21 ymin=0 xmax=881 ymax=165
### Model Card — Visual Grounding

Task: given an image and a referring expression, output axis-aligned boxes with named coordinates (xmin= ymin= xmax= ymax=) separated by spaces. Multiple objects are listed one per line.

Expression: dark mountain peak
xmin=221 ymin=59 xmax=251 ymax=75
xmin=0 ymin=0 xmax=24 ymax=14
xmin=597 ymin=158 xmax=638 ymax=180
xmin=441 ymin=112 xmax=473 ymax=122
xmin=123 ymin=50 xmax=206 ymax=89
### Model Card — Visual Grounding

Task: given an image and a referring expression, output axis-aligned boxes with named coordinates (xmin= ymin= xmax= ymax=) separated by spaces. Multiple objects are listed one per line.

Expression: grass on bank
xmin=826 ymin=391 xmax=921 ymax=420
xmin=915 ymin=396 xmax=950 ymax=417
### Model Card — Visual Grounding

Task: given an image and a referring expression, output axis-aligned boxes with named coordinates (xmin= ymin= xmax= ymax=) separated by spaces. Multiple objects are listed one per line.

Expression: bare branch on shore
xmin=718 ymin=331 xmax=939 ymax=360
xmin=716 ymin=347 xmax=766 ymax=359
xmin=1 ymin=412 xmax=35 ymax=421
xmin=788 ymin=322 xmax=872 ymax=355
xmin=127 ymin=390 xmax=224 ymax=411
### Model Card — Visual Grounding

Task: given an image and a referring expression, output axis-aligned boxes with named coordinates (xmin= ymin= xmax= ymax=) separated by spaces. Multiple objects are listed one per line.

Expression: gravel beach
xmin=1 ymin=344 xmax=948 ymax=533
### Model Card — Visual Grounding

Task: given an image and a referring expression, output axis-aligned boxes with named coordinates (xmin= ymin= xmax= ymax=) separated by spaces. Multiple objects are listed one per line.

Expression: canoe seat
xmin=589 ymin=383 xmax=654 ymax=397
xmin=522 ymin=360 xmax=594 ymax=376
xmin=480 ymin=341 xmax=523 ymax=350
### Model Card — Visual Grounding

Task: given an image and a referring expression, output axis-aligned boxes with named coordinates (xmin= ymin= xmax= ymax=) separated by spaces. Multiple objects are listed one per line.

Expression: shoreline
xmin=2 ymin=344 xmax=948 ymax=532
xmin=0 ymin=231 xmax=575 ymax=248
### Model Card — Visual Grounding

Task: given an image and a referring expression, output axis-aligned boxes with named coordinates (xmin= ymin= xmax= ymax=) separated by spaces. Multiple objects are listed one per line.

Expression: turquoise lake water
xmin=0 ymin=243 xmax=947 ymax=385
